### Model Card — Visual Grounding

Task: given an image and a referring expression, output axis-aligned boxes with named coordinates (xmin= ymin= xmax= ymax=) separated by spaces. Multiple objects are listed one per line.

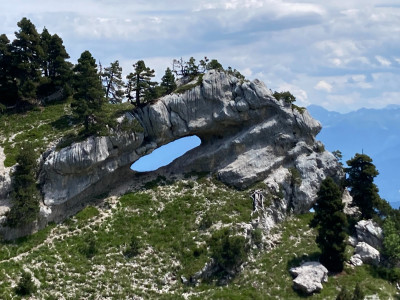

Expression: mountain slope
xmin=308 ymin=105 xmax=400 ymax=207
xmin=0 ymin=177 xmax=397 ymax=299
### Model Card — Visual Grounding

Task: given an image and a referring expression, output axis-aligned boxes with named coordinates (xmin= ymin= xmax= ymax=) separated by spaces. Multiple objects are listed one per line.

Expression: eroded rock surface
xmin=353 ymin=242 xmax=381 ymax=265
xmin=355 ymin=219 xmax=383 ymax=250
xmin=1 ymin=70 xmax=343 ymax=237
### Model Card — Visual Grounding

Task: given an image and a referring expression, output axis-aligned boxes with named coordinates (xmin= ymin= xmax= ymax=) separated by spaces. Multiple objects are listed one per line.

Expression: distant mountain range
xmin=307 ymin=104 xmax=400 ymax=209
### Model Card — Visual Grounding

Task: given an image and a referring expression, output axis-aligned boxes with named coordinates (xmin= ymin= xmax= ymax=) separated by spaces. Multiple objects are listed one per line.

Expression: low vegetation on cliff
xmin=0 ymin=177 xmax=397 ymax=299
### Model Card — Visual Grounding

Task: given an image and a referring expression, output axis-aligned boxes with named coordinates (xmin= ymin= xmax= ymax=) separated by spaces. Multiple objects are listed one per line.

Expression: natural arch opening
xmin=131 ymin=136 xmax=201 ymax=172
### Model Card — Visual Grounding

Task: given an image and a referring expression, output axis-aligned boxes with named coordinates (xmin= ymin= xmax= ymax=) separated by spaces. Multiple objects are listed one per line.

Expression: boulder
xmin=354 ymin=242 xmax=380 ymax=265
xmin=349 ymin=254 xmax=364 ymax=266
xmin=355 ymin=220 xmax=383 ymax=250
xmin=290 ymin=262 xmax=328 ymax=294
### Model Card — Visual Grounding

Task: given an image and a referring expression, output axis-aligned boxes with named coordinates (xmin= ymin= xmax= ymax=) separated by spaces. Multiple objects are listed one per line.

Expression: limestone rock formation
xmin=1 ymin=70 xmax=343 ymax=237
xmin=0 ymin=147 xmax=12 ymax=203
xmin=352 ymin=242 xmax=381 ymax=265
xmin=355 ymin=219 xmax=383 ymax=250
xmin=290 ymin=262 xmax=328 ymax=294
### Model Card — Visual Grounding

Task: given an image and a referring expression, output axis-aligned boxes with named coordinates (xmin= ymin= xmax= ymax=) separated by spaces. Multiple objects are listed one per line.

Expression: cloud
xmin=314 ymin=80 xmax=333 ymax=92
xmin=375 ymin=55 xmax=391 ymax=66
xmin=1 ymin=1 xmax=399 ymax=113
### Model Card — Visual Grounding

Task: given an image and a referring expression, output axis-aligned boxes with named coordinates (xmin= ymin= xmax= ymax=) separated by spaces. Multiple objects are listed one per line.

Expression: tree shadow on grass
xmin=51 ymin=115 xmax=73 ymax=131
xmin=286 ymin=251 xmax=321 ymax=270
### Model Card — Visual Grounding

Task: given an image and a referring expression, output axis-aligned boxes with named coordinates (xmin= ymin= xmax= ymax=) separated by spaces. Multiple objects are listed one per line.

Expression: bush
xmin=252 ymin=228 xmax=263 ymax=248
xmin=124 ymin=234 xmax=141 ymax=258
xmin=199 ymin=213 xmax=213 ymax=230
xmin=382 ymin=217 xmax=400 ymax=263
xmin=289 ymin=167 xmax=302 ymax=186
xmin=336 ymin=286 xmax=352 ymax=300
xmin=209 ymin=228 xmax=247 ymax=272
xmin=273 ymin=91 xmax=296 ymax=104
xmin=352 ymin=283 xmax=364 ymax=300
xmin=79 ymin=233 xmax=97 ymax=259
xmin=15 ymin=271 xmax=37 ymax=296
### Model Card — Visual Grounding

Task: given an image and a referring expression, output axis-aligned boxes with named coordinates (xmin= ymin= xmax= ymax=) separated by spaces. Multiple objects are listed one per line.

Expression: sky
xmin=1 ymin=0 xmax=400 ymax=113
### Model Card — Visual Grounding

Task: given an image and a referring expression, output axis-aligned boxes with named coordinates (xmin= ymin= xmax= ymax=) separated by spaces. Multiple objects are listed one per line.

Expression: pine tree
xmin=40 ymin=27 xmax=52 ymax=77
xmin=72 ymin=51 xmax=104 ymax=134
xmin=310 ymin=177 xmax=348 ymax=272
xmin=38 ymin=28 xmax=72 ymax=98
xmin=6 ymin=142 xmax=40 ymax=227
xmin=346 ymin=153 xmax=381 ymax=219
xmin=12 ymin=18 xmax=43 ymax=103
xmin=102 ymin=60 xmax=125 ymax=103
xmin=160 ymin=67 xmax=176 ymax=95
xmin=126 ymin=60 xmax=156 ymax=106
xmin=0 ymin=34 xmax=18 ymax=106
xmin=207 ymin=59 xmax=223 ymax=70
xmin=47 ymin=34 xmax=72 ymax=87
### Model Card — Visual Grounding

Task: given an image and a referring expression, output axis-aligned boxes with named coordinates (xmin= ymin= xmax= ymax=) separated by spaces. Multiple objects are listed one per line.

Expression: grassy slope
xmin=0 ymin=178 xmax=397 ymax=299
xmin=0 ymin=100 xmax=135 ymax=167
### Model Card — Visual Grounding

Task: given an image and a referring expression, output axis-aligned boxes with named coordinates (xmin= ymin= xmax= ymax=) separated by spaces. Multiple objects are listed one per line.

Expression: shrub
xmin=289 ymin=167 xmax=302 ymax=186
xmin=124 ymin=234 xmax=141 ymax=258
xmin=15 ymin=271 xmax=37 ymax=296
xmin=199 ymin=213 xmax=213 ymax=230
xmin=209 ymin=228 xmax=247 ymax=272
xmin=79 ymin=233 xmax=97 ymax=259
xmin=251 ymin=228 xmax=263 ymax=248
xmin=352 ymin=283 xmax=364 ymax=300
xmin=382 ymin=217 xmax=400 ymax=263
xmin=273 ymin=91 xmax=296 ymax=104
xmin=336 ymin=286 xmax=352 ymax=300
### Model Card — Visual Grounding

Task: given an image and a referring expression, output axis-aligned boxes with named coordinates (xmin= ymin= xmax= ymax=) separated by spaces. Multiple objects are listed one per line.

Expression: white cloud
xmin=277 ymin=83 xmax=309 ymax=107
xmin=241 ymin=68 xmax=253 ymax=77
xmin=1 ymin=1 xmax=399 ymax=112
xmin=314 ymin=80 xmax=333 ymax=92
xmin=375 ymin=55 xmax=391 ymax=66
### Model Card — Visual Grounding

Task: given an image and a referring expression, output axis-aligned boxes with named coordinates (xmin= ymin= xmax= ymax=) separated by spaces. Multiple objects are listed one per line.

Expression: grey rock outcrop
xmin=352 ymin=242 xmax=380 ymax=265
xmin=0 ymin=147 xmax=12 ymax=202
xmin=0 ymin=146 xmax=12 ymax=218
xmin=1 ymin=70 xmax=343 ymax=238
xmin=350 ymin=254 xmax=364 ymax=266
xmin=290 ymin=262 xmax=328 ymax=294
xmin=355 ymin=219 xmax=383 ymax=250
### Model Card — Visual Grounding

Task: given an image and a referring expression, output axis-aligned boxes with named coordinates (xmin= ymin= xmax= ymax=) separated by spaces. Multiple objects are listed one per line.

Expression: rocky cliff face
xmin=0 ymin=70 xmax=342 ymax=238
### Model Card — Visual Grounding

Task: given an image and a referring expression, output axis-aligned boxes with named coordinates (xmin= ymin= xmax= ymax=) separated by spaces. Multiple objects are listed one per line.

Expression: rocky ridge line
xmin=0 ymin=70 xmax=342 ymax=239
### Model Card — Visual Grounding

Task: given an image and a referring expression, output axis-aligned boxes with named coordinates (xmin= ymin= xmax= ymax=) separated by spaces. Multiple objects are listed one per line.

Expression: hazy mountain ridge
xmin=308 ymin=104 xmax=400 ymax=207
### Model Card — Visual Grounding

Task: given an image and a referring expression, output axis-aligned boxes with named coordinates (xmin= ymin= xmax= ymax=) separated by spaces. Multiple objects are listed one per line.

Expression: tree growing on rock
xmin=160 ymin=67 xmax=176 ymax=95
xmin=72 ymin=50 xmax=105 ymax=134
xmin=101 ymin=60 xmax=125 ymax=104
xmin=126 ymin=60 xmax=156 ymax=106
xmin=346 ymin=153 xmax=381 ymax=219
xmin=310 ymin=177 xmax=348 ymax=272
xmin=273 ymin=91 xmax=296 ymax=104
